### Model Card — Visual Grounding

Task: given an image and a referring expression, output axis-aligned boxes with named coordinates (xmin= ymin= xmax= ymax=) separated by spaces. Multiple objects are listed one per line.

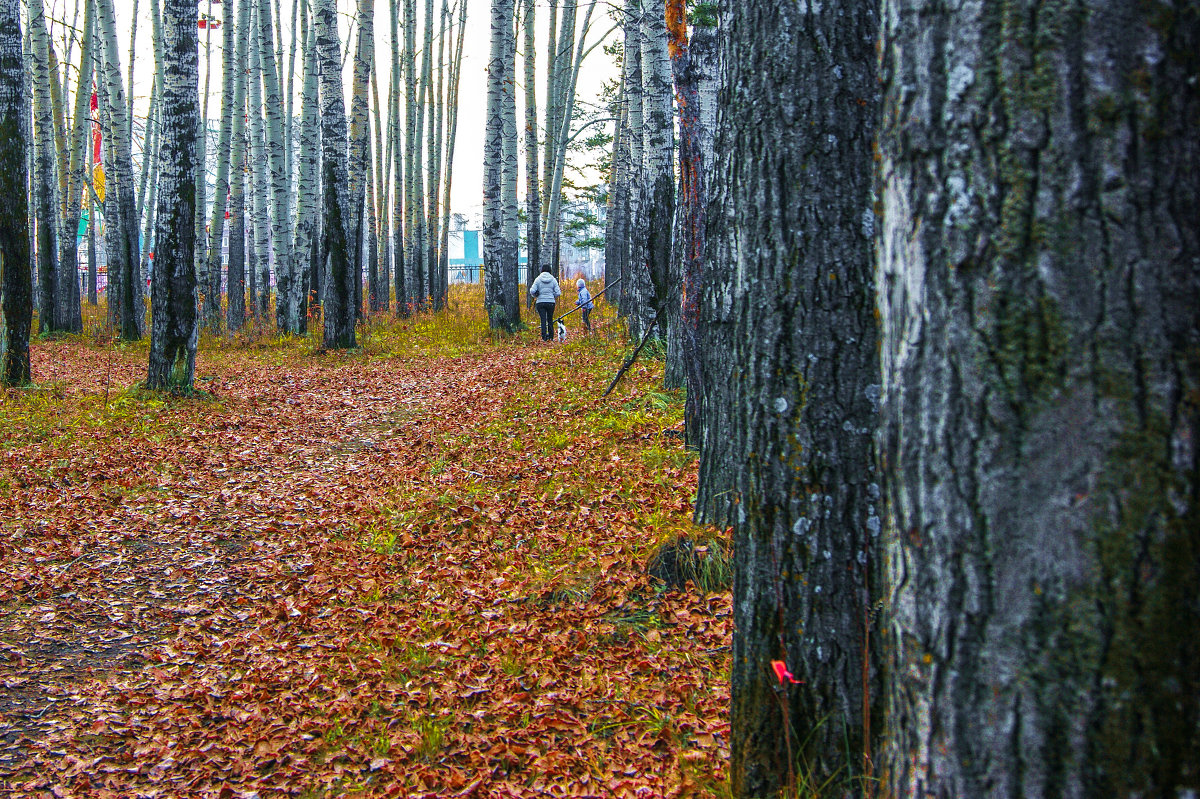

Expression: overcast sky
xmin=78 ymin=0 xmax=621 ymax=217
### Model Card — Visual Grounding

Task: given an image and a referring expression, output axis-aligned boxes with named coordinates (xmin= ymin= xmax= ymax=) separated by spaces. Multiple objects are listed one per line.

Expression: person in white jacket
xmin=529 ymin=266 xmax=562 ymax=341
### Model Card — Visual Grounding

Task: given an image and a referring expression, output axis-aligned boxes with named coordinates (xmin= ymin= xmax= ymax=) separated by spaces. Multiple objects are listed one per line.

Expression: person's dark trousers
xmin=582 ymin=308 xmax=592 ymax=332
xmin=537 ymin=302 xmax=556 ymax=340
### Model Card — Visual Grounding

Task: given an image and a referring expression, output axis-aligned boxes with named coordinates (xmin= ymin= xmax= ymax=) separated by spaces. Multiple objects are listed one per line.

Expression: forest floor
xmin=0 ymin=287 xmax=732 ymax=798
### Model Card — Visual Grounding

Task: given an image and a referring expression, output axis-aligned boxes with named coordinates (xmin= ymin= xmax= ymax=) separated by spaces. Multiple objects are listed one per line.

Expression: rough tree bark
xmin=0 ymin=0 xmax=31 ymax=385
xmin=664 ymin=0 xmax=705 ymax=443
xmin=697 ymin=2 xmax=882 ymax=795
xmin=146 ymin=0 xmax=199 ymax=392
xmin=314 ymin=0 xmax=355 ymax=349
xmin=878 ymin=1 xmax=1200 ymax=795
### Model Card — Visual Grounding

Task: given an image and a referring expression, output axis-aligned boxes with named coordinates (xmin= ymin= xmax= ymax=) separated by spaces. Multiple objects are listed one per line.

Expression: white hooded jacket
xmin=529 ymin=272 xmax=562 ymax=305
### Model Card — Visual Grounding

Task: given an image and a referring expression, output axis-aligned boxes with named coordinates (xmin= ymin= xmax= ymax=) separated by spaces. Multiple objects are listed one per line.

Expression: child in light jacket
xmin=576 ymin=279 xmax=594 ymax=332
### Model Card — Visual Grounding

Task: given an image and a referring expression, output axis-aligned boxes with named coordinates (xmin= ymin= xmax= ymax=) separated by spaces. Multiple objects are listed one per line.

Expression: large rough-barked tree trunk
xmin=95 ymin=0 xmax=145 ymax=341
xmin=664 ymin=0 xmax=705 ymax=444
xmin=878 ymin=1 xmax=1200 ymax=796
xmin=483 ymin=0 xmax=517 ymax=331
xmin=147 ymin=0 xmax=199 ymax=391
xmin=0 ymin=0 xmax=30 ymax=385
xmin=314 ymin=0 xmax=355 ymax=349
xmin=700 ymin=2 xmax=882 ymax=796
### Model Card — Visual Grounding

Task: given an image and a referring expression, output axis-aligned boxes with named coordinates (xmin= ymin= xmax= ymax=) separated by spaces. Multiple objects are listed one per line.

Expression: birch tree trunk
xmin=618 ymin=0 xmax=642 ymax=322
xmin=226 ymin=0 xmax=252 ymax=331
xmin=147 ymin=0 xmax=199 ymax=392
xmin=28 ymin=0 xmax=62 ymax=335
xmin=370 ymin=55 xmax=389 ymax=312
xmin=403 ymin=0 xmax=418 ymax=310
xmin=58 ymin=0 xmax=94 ymax=333
xmin=348 ymin=0 xmax=375 ymax=321
xmin=95 ymin=0 xmax=144 ymax=340
xmin=636 ymin=0 xmax=673 ymax=338
xmin=0 ymin=0 xmax=31 ymax=385
xmin=499 ymin=5 xmax=518 ymax=303
xmin=314 ymin=0 xmax=355 ymax=349
xmin=539 ymin=1 xmax=596 ymax=279
xmin=195 ymin=0 xmax=210 ymax=297
xmin=425 ymin=0 xmax=447 ymax=310
xmin=204 ymin=0 xmax=241 ymax=332
xmin=521 ymin=0 xmax=539 ymax=296
xmin=257 ymin=0 xmax=294 ymax=333
xmin=698 ymin=3 xmax=882 ymax=794
xmin=665 ymin=1 xmax=703 ymax=441
xmin=437 ymin=0 xmax=467 ymax=305
xmin=290 ymin=0 xmax=318 ymax=331
xmin=878 ymin=2 xmax=1200 ymax=795
xmin=390 ymin=0 xmax=407 ymax=314
xmin=246 ymin=5 xmax=271 ymax=321
xmin=483 ymin=0 xmax=517 ymax=331
xmin=604 ymin=101 xmax=628 ymax=314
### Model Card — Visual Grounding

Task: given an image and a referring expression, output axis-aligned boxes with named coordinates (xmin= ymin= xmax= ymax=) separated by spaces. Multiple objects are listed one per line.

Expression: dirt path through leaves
xmin=2 ymin=336 xmax=730 ymax=797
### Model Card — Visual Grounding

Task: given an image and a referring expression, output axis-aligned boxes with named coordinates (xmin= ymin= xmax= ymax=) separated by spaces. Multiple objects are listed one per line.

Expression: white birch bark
xmin=403 ymin=0 xmax=419 ymax=310
xmin=226 ymin=0 xmax=252 ymax=332
xmin=348 ymin=0 xmax=375 ymax=321
xmin=540 ymin=1 xmax=597 ymax=275
xmin=58 ymin=0 xmax=94 ymax=334
xmin=636 ymin=0 xmax=674 ymax=333
xmin=314 ymin=0 xmax=355 ymax=348
xmin=390 ymin=0 xmax=407 ymax=312
xmin=204 ymin=0 xmax=240 ymax=331
xmin=483 ymin=0 xmax=517 ymax=330
xmin=246 ymin=3 xmax=271 ymax=321
xmin=500 ymin=5 xmax=518 ymax=286
xmin=0 ymin=0 xmax=32 ymax=385
xmin=257 ymin=0 xmax=294 ymax=332
xmin=370 ymin=46 xmax=389 ymax=311
xmin=425 ymin=0 xmax=447 ymax=309
xmin=28 ymin=0 xmax=63 ymax=333
xmin=95 ymin=0 xmax=144 ymax=340
xmin=147 ymin=0 xmax=199 ymax=391
xmin=438 ymin=0 xmax=467 ymax=303
xmin=291 ymin=0 xmax=319 ymax=328
xmin=522 ymin=0 xmax=539 ymax=294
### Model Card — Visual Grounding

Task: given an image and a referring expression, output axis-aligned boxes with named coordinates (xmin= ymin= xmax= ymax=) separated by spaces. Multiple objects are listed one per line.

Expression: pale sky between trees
xmin=99 ymin=0 xmax=619 ymax=215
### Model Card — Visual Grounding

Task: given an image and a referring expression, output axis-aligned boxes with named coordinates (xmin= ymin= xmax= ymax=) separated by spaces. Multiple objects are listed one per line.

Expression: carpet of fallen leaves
xmin=1 ymin=290 xmax=732 ymax=798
